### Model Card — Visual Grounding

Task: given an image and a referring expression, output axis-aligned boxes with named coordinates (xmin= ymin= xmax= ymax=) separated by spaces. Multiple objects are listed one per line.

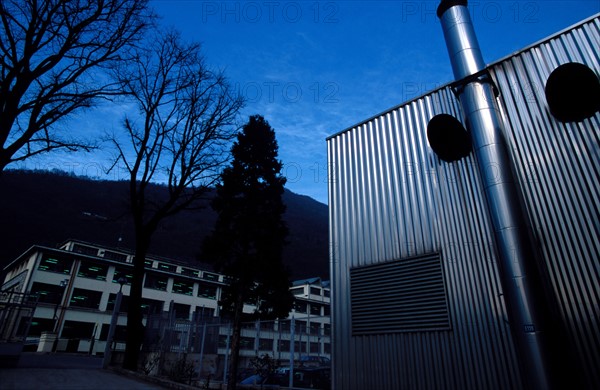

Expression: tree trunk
xmin=122 ymin=237 xmax=150 ymax=370
xmin=227 ymin=293 xmax=245 ymax=390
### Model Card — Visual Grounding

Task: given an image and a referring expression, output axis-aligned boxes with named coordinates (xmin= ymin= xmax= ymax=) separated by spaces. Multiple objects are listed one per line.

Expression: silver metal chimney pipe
xmin=437 ymin=1 xmax=556 ymax=388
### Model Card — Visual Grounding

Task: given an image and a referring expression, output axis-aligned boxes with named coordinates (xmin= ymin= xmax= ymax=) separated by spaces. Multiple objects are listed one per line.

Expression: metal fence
xmin=139 ymin=313 xmax=331 ymax=387
xmin=0 ymin=290 xmax=38 ymax=343
xmin=0 ymin=290 xmax=38 ymax=367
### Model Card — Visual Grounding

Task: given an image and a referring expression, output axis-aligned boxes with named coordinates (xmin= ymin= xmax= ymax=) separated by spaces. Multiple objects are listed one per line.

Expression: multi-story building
xmin=289 ymin=277 xmax=332 ymax=357
xmin=0 ymin=239 xmax=330 ymax=369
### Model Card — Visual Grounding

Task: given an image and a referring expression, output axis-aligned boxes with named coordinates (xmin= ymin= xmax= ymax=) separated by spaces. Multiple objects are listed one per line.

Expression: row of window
xmin=38 ymin=254 xmax=221 ymax=284
xmin=219 ymin=335 xmax=331 ymax=354
xmin=293 ymin=301 xmax=330 ymax=316
xmin=32 ymin=282 xmax=328 ymax=330
xmin=142 ymin=273 xmax=217 ymax=298
xmin=37 ymin=256 xmax=219 ymax=298
xmin=31 ymin=281 xmax=219 ymax=320
xmin=35 ymin=254 xmax=330 ymax=323
xmin=33 ymin=282 xmax=328 ymax=324
xmin=28 ymin=317 xmax=127 ymax=341
xmin=290 ymin=286 xmax=331 ymax=298
xmin=27 ymin=318 xmax=332 ymax=355
xmin=240 ymin=320 xmax=331 ymax=335
xmin=37 ymin=256 xmax=71 ymax=275
xmin=37 ymin=257 xmax=330 ymax=311
xmin=32 ymin=282 xmax=166 ymax=314
xmin=31 ymin=281 xmax=332 ymax=336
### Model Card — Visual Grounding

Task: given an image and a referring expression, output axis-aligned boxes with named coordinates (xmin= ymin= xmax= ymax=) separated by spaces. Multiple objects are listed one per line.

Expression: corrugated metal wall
xmin=327 ymin=15 xmax=600 ymax=390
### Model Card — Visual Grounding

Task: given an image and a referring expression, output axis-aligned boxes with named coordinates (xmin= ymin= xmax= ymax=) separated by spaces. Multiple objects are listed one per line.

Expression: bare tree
xmin=107 ymin=29 xmax=244 ymax=370
xmin=0 ymin=0 xmax=151 ymax=172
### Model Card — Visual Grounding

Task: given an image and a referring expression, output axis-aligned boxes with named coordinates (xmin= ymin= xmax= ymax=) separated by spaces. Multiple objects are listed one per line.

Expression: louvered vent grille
xmin=350 ymin=253 xmax=450 ymax=335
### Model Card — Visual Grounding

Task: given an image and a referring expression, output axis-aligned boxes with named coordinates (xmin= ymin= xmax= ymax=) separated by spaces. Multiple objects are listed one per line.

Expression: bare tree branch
xmin=106 ymin=28 xmax=244 ymax=370
xmin=0 ymin=0 xmax=153 ymax=172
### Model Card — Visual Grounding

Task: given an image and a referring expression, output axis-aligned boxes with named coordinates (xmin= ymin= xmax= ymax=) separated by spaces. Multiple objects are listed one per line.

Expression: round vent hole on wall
xmin=545 ymin=62 xmax=600 ymax=123
xmin=427 ymin=113 xmax=472 ymax=162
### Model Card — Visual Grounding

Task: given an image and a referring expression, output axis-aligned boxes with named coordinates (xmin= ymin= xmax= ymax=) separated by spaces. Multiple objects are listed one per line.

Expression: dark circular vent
xmin=545 ymin=62 xmax=600 ymax=123
xmin=427 ymin=114 xmax=471 ymax=162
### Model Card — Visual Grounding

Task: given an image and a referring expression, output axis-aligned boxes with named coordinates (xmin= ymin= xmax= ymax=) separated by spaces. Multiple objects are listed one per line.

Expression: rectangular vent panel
xmin=350 ymin=253 xmax=450 ymax=335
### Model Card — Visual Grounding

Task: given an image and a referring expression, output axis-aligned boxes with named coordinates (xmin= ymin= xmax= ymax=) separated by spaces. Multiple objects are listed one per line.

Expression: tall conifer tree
xmin=203 ymin=115 xmax=293 ymax=390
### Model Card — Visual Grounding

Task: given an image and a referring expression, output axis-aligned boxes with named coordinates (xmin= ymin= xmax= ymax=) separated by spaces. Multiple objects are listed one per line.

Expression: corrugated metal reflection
xmin=328 ymin=14 xmax=600 ymax=390
xmin=489 ymin=14 xmax=600 ymax=388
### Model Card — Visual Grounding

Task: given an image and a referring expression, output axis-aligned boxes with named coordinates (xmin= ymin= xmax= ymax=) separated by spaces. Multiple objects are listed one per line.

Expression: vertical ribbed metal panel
xmin=328 ymin=15 xmax=600 ymax=390
xmin=489 ymin=15 xmax=600 ymax=388
xmin=328 ymin=87 xmax=521 ymax=390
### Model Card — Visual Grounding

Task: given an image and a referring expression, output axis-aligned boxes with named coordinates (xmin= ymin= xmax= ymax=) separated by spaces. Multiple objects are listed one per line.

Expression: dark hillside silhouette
xmin=0 ymin=170 xmax=328 ymax=280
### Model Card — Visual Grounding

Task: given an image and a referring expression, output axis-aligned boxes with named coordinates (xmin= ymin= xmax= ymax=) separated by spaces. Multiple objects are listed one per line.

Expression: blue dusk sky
xmin=17 ymin=1 xmax=600 ymax=204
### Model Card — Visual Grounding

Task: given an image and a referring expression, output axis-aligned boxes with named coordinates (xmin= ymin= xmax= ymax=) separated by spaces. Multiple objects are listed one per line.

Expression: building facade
xmin=1 ymin=239 xmax=330 ymax=370
xmin=327 ymin=11 xmax=600 ymax=390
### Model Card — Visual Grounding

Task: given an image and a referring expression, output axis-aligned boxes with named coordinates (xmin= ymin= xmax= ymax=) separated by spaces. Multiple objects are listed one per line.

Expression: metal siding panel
xmin=328 ymin=87 xmax=521 ymax=389
xmin=328 ymin=16 xmax=600 ymax=389
xmin=489 ymin=16 xmax=600 ymax=388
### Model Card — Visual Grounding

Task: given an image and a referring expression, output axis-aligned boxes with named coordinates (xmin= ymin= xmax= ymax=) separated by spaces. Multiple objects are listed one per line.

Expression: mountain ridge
xmin=0 ymin=169 xmax=329 ymax=281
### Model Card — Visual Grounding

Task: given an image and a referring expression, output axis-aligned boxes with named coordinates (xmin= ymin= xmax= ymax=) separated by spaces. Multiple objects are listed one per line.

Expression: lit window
xmin=77 ymin=261 xmax=108 ymax=281
xmin=181 ymin=267 xmax=199 ymax=277
xmin=141 ymin=298 xmax=163 ymax=314
xmin=144 ymin=273 xmax=168 ymax=291
xmin=69 ymin=288 xmax=102 ymax=310
xmin=158 ymin=263 xmax=177 ymax=273
xmin=27 ymin=317 xmax=54 ymax=337
xmin=198 ymin=283 xmax=217 ymax=299
xmin=112 ymin=267 xmax=133 ymax=285
xmin=38 ymin=255 xmax=72 ymax=275
xmin=172 ymin=278 xmax=194 ymax=296
xmin=30 ymin=282 xmax=64 ymax=304
xmin=203 ymin=272 xmax=219 ymax=282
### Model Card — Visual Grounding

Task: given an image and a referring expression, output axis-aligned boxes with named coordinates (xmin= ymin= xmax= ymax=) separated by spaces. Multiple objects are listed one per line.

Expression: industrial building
xmin=327 ymin=3 xmax=599 ymax=389
xmin=0 ymin=239 xmax=330 ymax=372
